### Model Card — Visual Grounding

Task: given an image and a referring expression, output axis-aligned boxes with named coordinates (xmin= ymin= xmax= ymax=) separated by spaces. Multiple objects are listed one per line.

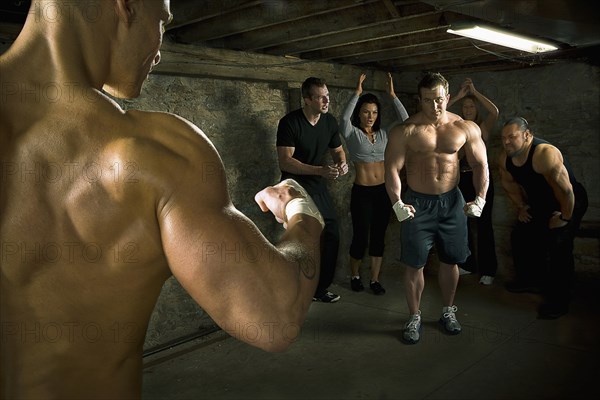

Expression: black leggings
xmin=349 ymin=183 xmax=391 ymax=259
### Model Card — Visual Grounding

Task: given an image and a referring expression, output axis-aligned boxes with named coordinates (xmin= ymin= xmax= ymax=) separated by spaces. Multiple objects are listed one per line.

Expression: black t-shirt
xmin=276 ymin=108 xmax=341 ymax=193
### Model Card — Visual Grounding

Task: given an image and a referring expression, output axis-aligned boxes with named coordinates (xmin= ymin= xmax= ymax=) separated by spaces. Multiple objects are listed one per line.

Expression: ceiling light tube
xmin=447 ymin=25 xmax=558 ymax=53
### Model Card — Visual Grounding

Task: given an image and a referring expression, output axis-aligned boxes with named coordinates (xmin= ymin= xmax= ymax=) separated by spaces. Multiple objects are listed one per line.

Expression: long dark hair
xmin=351 ymin=93 xmax=382 ymax=132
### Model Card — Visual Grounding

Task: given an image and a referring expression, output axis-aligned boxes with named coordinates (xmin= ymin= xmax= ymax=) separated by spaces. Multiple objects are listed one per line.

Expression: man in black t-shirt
xmin=499 ymin=117 xmax=588 ymax=319
xmin=277 ymin=77 xmax=349 ymax=302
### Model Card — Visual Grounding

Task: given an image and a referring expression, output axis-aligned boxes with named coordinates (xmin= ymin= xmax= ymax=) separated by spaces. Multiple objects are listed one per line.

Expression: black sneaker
xmin=313 ymin=291 xmax=341 ymax=303
xmin=351 ymin=277 xmax=364 ymax=292
xmin=370 ymin=281 xmax=386 ymax=295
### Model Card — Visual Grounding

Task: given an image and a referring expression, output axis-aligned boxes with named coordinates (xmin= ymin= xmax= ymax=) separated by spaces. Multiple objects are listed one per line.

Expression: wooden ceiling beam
xmin=298 ymin=28 xmax=454 ymax=62
xmin=204 ymin=2 xmax=396 ymax=51
xmin=153 ymin=40 xmax=399 ymax=91
xmin=173 ymin=0 xmax=379 ymax=44
xmin=262 ymin=12 xmax=444 ymax=56
xmin=168 ymin=0 xmax=262 ymax=31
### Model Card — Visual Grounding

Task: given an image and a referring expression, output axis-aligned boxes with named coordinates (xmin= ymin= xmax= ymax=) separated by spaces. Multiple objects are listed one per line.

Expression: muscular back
xmin=0 ymin=70 xmax=202 ymax=396
xmin=402 ymin=116 xmax=473 ymax=194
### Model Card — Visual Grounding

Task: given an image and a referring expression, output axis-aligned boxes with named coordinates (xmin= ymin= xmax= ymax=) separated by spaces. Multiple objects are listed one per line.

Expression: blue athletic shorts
xmin=400 ymin=187 xmax=470 ymax=268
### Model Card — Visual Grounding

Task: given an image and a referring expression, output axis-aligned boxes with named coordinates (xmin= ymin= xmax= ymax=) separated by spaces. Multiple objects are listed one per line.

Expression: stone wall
xmin=125 ymin=61 xmax=598 ymax=350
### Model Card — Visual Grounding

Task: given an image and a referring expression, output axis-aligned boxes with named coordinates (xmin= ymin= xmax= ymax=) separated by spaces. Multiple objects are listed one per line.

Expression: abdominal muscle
xmin=405 ymin=153 xmax=459 ymax=194
xmin=354 ymin=161 xmax=385 ymax=186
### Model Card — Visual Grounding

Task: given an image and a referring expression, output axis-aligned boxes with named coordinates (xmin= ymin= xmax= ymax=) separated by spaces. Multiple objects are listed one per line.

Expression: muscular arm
xmin=463 ymin=120 xmax=489 ymax=199
xmin=277 ymin=146 xmax=325 ymax=177
xmin=498 ymin=152 xmax=528 ymax=209
xmin=384 ymin=124 xmax=408 ymax=203
xmin=534 ymin=145 xmax=575 ymax=219
xmin=160 ymin=117 xmax=321 ymax=352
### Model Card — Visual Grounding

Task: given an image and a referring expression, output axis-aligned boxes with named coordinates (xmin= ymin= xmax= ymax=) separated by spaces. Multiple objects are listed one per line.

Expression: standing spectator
xmin=448 ymin=78 xmax=499 ymax=285
xmin=499 ymin=117 xmax=588 ymax=319
xmin=277 ymin=77 xmax=349 ymax=303
xmin=340 ymin=73 xmax=409 ymax=295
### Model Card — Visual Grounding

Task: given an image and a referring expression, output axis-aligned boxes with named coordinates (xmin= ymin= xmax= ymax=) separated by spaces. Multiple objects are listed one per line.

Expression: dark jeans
xmin=309 ymin=189 xmax=340 ymax=295
xmin=458 ymin=169 xmax=498 ymax=276
xmin=349 ymin=183 xmax=391 ymax=259
xmin=511 ymin=183 xmax=588 ymax=306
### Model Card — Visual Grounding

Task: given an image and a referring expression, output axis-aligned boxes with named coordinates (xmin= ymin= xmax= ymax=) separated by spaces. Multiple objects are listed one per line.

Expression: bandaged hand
xmin=464 ymin=196 xmax=486 ymax=217
xmin=282 ymin=179 xmax=325 ymax=229
xmin=392 ymin=200 xmax=415 ymax=222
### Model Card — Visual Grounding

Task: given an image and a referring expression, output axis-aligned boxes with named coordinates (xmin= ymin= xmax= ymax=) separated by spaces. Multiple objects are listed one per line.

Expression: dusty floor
xmin=142 ymin=267 xmax=600 ymax=399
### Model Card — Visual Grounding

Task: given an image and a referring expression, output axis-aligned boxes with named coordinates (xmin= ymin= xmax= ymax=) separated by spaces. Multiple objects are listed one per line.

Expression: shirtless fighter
xmin=385 ymin=72 xmax=489 ymax=344
xmin=0 ymin=0 xmax=323 ymax=398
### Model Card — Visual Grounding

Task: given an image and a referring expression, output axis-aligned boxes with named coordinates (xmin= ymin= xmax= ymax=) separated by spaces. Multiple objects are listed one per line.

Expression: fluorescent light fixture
xmin=447 ymin=25 xmax=558 ymax=53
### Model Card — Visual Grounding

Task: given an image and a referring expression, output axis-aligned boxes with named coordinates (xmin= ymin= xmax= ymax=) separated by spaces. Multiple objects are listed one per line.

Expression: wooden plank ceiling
xmin=166 ymin=0 xmax=600 ymax=74
xmin=1 ymin=0 xmax=598 ymax=75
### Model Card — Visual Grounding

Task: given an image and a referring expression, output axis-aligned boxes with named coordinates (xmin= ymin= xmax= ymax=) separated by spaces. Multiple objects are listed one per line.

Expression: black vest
xmin=505 ymin=137 xmax=578 ymax=218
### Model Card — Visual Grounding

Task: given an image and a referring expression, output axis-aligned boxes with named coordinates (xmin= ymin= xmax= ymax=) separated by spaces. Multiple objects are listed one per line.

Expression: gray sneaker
xmin=439 ymin=305 xmax=461 ymax=335
xmin=402 ymin=311 xmax=422 ymax=344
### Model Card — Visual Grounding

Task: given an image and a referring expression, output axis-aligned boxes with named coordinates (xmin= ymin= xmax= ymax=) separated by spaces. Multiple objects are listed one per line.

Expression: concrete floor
xmin=142 ymin=267 xmax=600 ymax=400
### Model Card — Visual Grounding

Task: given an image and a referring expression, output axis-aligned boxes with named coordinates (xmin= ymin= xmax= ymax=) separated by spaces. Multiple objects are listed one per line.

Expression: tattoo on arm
xmin=297 ymin=251 xmax=317 ymax=280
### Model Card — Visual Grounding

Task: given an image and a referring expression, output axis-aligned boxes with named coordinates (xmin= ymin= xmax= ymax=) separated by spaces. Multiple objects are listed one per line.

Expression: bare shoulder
xmin=451 ymin=119 xmax=481 ymax=139
xmin=121 ymin=109 xmax=228 ymax=204
xmin=122 ymin=110 xmax=222 ymax=170
xmin=390 ymin=116 xmax=420 ymax=138
xmin=451 ymin=118 xmax=478 ymax=131
xmin=532 ymin=142 xmax=563 ymax=171
xmin=126 ymin=110 xmax=215 ymax=153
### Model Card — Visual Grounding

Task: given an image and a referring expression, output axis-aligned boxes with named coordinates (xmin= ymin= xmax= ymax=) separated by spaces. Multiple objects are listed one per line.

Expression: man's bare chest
xmin=408 ymin=127 xmax=466 ymax=155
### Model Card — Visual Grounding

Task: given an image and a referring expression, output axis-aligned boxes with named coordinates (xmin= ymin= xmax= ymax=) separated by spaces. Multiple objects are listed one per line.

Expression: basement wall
xmin=117 ymin=61 xmax=598 ymax=350
xmin=2 ymin=32 xmax=596 ymax=349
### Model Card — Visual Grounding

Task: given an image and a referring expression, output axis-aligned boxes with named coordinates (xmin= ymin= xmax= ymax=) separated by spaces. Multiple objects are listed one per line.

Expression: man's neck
xmin=302 ymin=107 xmax=321 ymax=126
xmin=416 ymin=109 xmax=449 ymax=128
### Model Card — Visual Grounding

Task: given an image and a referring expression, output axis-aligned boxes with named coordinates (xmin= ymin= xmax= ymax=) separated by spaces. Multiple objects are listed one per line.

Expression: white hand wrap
xmin=465 ymin=196 xmax=486 ymax=217
xmin=281 ymin=179 xmax=325 ymax=229
xmin=392 ymin=200 xmax=414 ymax=222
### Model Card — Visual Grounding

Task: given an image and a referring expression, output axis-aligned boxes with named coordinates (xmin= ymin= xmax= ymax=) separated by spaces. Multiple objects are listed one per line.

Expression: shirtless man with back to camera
xmin=1 ymin=0 xmax=323 ymax=397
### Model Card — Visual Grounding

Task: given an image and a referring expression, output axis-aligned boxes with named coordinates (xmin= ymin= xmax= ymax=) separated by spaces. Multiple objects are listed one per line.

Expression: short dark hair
xmin=503 ymin=116 xmax=529 ymax=131
xmin=351 ymin=93 xmax=382 ymax=132
xmin=417 ymin=72 xmax=449 ymax=96
xmin=302 ymin=77 xmax=327 ymax=99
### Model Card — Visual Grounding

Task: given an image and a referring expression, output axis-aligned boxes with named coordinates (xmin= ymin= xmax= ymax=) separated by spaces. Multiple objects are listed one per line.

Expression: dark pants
xmin=349 ymin=183 xmax=391 ymax=259
xmin=511 ymin=183 xmax=588 ymax=307
xmin=309 ymin=190 xmax=340 ymax=295
xmin=458 ymin=169 xmax=498 ymax=276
